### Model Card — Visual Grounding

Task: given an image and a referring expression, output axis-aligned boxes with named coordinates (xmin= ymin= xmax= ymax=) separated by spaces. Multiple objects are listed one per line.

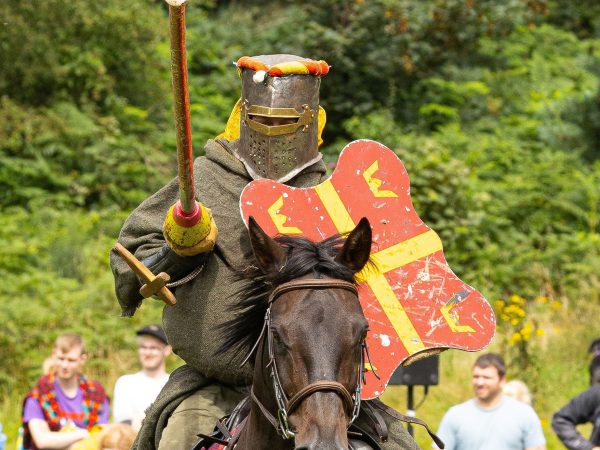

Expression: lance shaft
xmin=162 ymin=0 xmax=214 ymax=255
xmin=167 ymin=0 xmax=196 ymax=214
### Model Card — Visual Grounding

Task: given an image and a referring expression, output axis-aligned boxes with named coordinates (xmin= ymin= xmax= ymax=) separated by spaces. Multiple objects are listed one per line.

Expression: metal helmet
xmin=236 ymin=55 xmax=329 ymax=182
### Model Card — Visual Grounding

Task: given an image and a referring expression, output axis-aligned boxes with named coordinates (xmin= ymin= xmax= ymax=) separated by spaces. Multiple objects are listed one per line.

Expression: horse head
xmin=222 ymin=217 xmax=373 ymax=449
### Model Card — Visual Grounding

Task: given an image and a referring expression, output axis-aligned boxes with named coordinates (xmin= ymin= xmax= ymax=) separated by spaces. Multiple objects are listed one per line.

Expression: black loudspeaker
xmin=389 ymin=354 xmax=439 ymax=386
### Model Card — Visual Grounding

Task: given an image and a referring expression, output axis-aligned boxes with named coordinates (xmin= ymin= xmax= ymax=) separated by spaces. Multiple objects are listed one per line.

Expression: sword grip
xmin=113 ymin=243 xmax=177 ymax=305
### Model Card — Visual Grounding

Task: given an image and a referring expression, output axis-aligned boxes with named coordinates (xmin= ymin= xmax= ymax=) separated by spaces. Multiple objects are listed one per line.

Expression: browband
xmin=269 ymin=279 xmax=358 ymax=305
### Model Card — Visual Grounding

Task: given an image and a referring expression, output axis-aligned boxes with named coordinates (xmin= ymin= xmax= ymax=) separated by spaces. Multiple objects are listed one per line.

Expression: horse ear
xmin=336 ymin=217 xmax=372 ymax=273
xmin=247 ymin=216 xmax=287 ymax=274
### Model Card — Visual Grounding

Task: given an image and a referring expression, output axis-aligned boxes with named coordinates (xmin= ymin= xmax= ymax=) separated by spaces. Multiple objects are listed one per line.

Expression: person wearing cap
xmin=112 ymin=325 xmax=172 ymax=432
xmin=110 ymin=54 xmax=419 ymax=450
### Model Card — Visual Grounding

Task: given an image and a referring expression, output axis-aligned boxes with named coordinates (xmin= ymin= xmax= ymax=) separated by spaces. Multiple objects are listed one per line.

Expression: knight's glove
xmin=163 ymin=200 xmax=218 ymax=256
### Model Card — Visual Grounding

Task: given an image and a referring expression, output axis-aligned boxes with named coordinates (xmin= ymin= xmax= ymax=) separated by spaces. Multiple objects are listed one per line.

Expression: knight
xmin=110 ymin=2 xmax=427 ymax=449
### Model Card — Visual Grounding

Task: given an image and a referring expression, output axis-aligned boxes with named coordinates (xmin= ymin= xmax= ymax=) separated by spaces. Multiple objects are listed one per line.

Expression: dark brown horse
xmin=219 ymin=216 xmax=373 ymax=450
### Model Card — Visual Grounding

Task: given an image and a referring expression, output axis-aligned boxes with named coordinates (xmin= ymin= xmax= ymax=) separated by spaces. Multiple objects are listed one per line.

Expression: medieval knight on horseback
xmin=111 ymin=1 xmax=494 ymax=449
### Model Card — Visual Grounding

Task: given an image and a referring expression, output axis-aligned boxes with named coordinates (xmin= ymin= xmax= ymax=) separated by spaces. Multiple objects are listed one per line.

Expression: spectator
xmin=589 ymin=339 xmax=600 ymax=385
xmin=16 ymin=354 xmax=58 ymax=450
xmin=0 ymin=421 xmax=6 ymax=450
xmin=435 ymin=353 xmax=546 ymax=450
xmin=97 ymin=423 xmax=136 ymax=450
xmin=112 ymin=325 xmax=171 ymax=432
xmin=21 ymin=333 xmax=109 ymax=450
xmin=551 ymin=338 xmax=600 ymax=450
xmin=503 ymin=379 xmax=533 ymax=406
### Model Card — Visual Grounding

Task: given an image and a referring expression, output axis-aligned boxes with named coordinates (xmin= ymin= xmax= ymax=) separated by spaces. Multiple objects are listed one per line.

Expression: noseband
xmin=245 ymin=278 xmax=368 ymax=440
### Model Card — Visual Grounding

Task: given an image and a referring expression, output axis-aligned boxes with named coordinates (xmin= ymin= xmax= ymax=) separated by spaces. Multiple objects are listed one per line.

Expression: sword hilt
xmin=113 ymin=243 xmax=176 ymax=306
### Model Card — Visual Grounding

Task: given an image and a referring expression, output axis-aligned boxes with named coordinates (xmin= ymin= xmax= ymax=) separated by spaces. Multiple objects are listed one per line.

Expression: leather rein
xmin=243 ymin=278 xmax=371 ymax=440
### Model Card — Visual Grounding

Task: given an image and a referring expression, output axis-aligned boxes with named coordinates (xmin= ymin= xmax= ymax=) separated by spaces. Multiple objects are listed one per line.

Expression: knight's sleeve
xmin=109 ymin=175 xmax=209 ymax=316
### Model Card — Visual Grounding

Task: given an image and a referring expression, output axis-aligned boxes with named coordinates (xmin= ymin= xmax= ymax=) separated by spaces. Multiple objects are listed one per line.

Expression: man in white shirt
xmin=435 ymin=353 xmax=546 ymax=450
xmin=113 ymin=325 xmax=172 ymax=431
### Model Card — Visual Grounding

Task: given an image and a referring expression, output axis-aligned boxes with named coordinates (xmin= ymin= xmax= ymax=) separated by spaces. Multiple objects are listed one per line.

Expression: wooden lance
xmin=163 ymin=0 xmax=214 ymax=254
xmin=112 ymin=0 xmax=212 ymax=306
xmin=167 ymin=0 xmax=198 ymax=216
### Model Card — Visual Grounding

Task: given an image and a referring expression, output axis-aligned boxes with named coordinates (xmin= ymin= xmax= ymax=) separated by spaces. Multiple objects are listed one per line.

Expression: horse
xmin=217 ymin=216 xmax=374 ymax=450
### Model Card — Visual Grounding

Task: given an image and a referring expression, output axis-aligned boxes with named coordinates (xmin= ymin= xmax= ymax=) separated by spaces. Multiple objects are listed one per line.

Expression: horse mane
xmin=218 ymin=233 xmax=364 ymax=362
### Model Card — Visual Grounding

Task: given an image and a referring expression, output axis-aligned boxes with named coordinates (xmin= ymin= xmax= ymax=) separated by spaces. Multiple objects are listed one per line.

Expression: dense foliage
xmin=0 ymin=0 xmax=173 ymax=209
xmin=1 ymin=0 xmax=599 ymax=447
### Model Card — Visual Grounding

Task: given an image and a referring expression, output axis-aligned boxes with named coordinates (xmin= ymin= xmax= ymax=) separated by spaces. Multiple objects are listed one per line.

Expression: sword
xmin=113 ymin=243 xmax=176 ymax=306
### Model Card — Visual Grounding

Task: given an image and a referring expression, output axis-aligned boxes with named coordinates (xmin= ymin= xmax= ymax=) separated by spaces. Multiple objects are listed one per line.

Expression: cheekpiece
xmin=235 ymin=55 xmax=330 ymax=183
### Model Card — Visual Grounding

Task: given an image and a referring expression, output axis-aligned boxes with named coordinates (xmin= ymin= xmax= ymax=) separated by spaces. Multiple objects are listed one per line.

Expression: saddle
xmin=191 ymin=396 xmax=444 ymax=450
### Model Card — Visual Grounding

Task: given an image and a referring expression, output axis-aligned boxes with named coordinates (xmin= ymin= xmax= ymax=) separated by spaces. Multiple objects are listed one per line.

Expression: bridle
xmin=243 ymin=278 xmax=374 ymax=440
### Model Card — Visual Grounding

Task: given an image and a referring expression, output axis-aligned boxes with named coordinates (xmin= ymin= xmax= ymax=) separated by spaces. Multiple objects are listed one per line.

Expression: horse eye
xmin=358 ymin=327 xmax=369 ymax=343
xmin=272 ymin=330 xmax=290 ymax=350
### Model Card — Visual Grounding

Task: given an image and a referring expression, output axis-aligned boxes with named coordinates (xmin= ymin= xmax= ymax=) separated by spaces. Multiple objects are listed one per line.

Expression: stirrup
xmin=191 ymin=396 xmax=251 ymax=450
xmin=348 ymin=422 xmax=382 ymax=450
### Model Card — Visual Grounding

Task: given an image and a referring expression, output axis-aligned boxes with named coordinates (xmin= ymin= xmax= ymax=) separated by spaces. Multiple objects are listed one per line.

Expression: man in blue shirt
xmin=435 ymin=353 xmax=546 ymax=450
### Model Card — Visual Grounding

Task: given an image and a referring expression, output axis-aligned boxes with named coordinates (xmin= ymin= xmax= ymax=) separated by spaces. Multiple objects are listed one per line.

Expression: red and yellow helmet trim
xmin=236 ymin=56 xmax=330 ymax=77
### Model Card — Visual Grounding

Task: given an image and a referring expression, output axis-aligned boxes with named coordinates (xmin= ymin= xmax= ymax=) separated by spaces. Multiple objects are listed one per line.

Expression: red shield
xmin=240 ymin=140 xmax=495 ymax=399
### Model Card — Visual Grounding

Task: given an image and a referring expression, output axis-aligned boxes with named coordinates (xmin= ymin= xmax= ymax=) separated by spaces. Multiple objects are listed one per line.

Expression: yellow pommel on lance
xmin=162 ymin=0 xmax=219 ymax=255
xmin=163 ymin=200 xmax=218 ymax=256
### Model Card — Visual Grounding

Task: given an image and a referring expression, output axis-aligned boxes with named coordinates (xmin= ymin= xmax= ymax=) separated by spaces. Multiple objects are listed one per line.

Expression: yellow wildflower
xmin=521 ymin=321 xmax=533 ymax=341
xmin=509 ymin=332 xmax=522 ymax=346
xmin=510 ymin=294 xmax=525 ymax=306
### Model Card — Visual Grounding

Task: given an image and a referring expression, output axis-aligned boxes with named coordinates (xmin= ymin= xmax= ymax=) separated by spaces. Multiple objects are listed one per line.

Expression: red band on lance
xmin=173 ymin=200 xmax=202 ymax=227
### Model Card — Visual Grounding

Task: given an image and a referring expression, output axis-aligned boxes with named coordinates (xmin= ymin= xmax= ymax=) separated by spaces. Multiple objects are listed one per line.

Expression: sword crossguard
xmin=113 ymin=243 xmax=177 ymax=306
xmin=140 ymin=272 xmax=171 ymax=299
